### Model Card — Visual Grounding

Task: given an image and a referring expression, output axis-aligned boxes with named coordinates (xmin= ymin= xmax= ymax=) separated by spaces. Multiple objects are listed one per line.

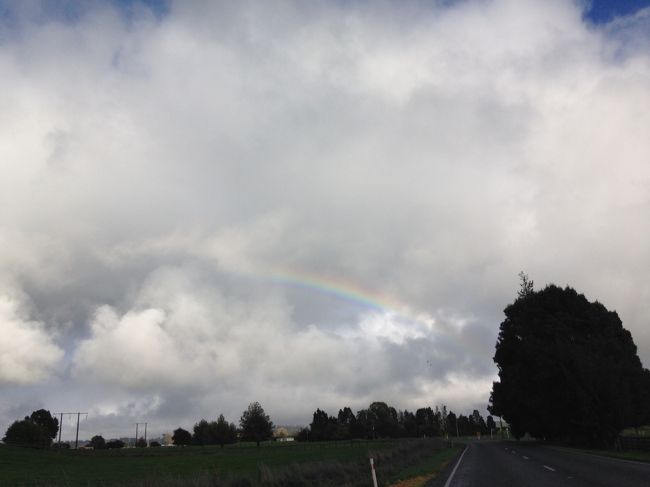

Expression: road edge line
xmin=443 ymin=445 xmax=468 ymax=487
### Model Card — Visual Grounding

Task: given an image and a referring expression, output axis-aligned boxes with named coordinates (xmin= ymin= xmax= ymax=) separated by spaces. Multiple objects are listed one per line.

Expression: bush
xmin=90 ymin=435 xmax=106 ymax=450
xmin=106 ymin=439 xmax=125 ymax=449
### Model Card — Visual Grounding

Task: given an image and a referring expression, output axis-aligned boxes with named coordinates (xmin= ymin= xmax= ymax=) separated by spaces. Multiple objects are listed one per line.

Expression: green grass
xmin=385 ymin=445 xmax=462 ymax=485
xmin=550 ymin=444 xmax=650 ymax=464
xmin=620 ymin=425 xmax=650 ymax=437
xmin=0 ymin=440 xmax=400 ymax=486
xmin=574 ymin=448 xmax=650 ymax=463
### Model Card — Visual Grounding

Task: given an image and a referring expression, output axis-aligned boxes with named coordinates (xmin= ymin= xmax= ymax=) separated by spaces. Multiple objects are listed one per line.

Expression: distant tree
xmin=337 ymin=407 xmax=356 ymax=440
xmin=457 ymin=415 xmax=471 ymax=436
xmin=368 ymin=402 xmax=398 ymax=438
xmin=415 ymin=407 xmax=437 ymax=437
xmin=400 ymin=410 xmax=418 ymax=438
xmin=446 ymin=412 xmax=458 ymax=438
xmin=149 ymin=441 xmax=161 ymax=447
xmin=471 ymin=410 xmax=486 ymax=435
xmin=136 ymin=437 xmax=147 ymax=448
xmin=295 ymin=427 xmax=310 ymax=442
xmin=489 ymin=283 xmax=650 ymax=447
xmin=105 ymin=439 xmax=125 ymax=449
xmin=172 ymin=427 xmax=192 ymax=446
xmin=213 ymin=415 xmax=237 ymax=447
xmin=517 ymin=271 xmax=534 ymax=298
xmin=3 ymin=419 xmax=51 ymax=448
xmin=353 ymin=409 xmax=373 ymax=439
xmin=310 ymin=409 xmax=340 ymax=441
xmin=192 ymin=419 xmax=213 ymax=445
xmin=486 ymin=416 xmax=496 ymax=435
xmin=89 ymin=435 xmax=106 ymax=450
xmin=29 ymin=410 xmax=59 ymax=442
xmin=240 ymin=402 xmax=274 ymax=447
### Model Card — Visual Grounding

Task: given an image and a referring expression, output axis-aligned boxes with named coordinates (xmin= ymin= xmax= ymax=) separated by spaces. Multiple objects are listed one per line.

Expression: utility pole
xmin=135 ymin=422 xmax=148 ymax=447
xmin=74 ymin=412 xmax=87 ymax=449
xmin=54 ymin=412 xmax=87 ymax=448
xmin=54 ymin=412 xmax=64 ymax=444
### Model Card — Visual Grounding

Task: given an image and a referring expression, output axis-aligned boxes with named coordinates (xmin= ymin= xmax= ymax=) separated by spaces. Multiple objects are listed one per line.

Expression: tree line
xmin=298 ymin=401 xmax=496 ymax=441
xmin=2 ymin=402 xmax=275 ymax=449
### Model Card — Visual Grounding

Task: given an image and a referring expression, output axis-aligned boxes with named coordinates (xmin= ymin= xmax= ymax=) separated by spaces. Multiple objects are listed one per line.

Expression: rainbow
xmin=263 ymin=267 xmax=412 ymax=317
xmin=239 ymin=266 xmax=483 ymax=357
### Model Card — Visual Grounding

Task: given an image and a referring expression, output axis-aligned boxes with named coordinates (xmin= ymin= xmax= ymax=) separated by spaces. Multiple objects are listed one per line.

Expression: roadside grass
xmin=386 ymin=445 xmax=462 ymax=487
xmin=0 ymin=439 xmax=457 ymax=486
xmin=620 ymin=425 xmax=650 ymax=437
xmin=550 ymin=445 xmax=650 ymax=464
xmin=572 ymin=448 xmax=650 ymax=463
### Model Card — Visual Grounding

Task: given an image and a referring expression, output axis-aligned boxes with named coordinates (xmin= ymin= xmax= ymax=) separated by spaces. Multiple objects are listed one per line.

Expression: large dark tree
xmin=3 ymin=419 xmax=51 ymax=448
xmin=240 ymin=402 xmax=274 ymax=447
xmin=29 ymin=410 xmax=59 ymax=441
xmin=3 ymin=409 xmax=58 ymax=448
xmin=489 ymin=280 xmax=650 ymax=447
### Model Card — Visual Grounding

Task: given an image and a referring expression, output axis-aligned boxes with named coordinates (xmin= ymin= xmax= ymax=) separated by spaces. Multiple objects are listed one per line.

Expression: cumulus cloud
xmin=0 ymin=0 xmax=648 ymax=437
xmin=0 ymin=291 xmax=63 ymax=384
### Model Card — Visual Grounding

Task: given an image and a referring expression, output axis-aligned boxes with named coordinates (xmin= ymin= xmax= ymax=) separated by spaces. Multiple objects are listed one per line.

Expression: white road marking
xmin=522 ymin=456 xmax=529 ymax=460
xmin=543 ymin=465 xmax=556 ymax=472
xmin=444 ymin=446 xmax=469 ymax=487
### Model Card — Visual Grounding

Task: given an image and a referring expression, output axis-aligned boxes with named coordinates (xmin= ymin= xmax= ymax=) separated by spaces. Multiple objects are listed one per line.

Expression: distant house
xmin=276 ymin=436 xmax=294 ymax=442
xmin=273 ymin=426 xmax=294 ymax=442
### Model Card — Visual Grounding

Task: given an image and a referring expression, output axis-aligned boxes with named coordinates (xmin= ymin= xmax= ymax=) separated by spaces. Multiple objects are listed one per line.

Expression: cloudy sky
xmin=1 ymin=0 xmax=649 ymax=441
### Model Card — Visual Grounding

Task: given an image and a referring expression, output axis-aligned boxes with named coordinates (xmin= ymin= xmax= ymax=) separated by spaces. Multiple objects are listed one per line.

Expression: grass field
xmin=0 ymin=439 xmax=456 ymax=486
xmin=570 ymin=448 xmax=650 ymax=463
xmin=621 ymin=426 xmax=650 ymax=437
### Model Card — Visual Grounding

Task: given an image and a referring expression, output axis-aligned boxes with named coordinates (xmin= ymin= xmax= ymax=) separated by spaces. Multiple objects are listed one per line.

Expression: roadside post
xmin=370 ymin=458 xmax=378 ymax=487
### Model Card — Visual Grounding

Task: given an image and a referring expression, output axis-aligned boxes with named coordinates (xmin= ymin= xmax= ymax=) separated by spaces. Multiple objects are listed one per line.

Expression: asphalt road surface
xmin=430 ymin=441 xmax=650 ymax=487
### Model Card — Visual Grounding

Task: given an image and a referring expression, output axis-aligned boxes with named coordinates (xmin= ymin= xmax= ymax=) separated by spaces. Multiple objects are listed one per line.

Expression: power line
xmin=134 ymin=422 xmax=148 ymax=447
xmin=54 ymin=412 xmax=88 ymax=448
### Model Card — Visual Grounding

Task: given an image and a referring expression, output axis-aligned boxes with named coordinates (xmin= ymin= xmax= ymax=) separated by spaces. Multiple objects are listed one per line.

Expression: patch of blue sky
xmin=0 ymin=0 xmax=169 ymax=28
xmin=583 ymin=0 xmax=650 ymax=23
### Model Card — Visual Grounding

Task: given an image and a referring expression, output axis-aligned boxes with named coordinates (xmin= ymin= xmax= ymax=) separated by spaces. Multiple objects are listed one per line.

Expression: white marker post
xmin=370 ymin=458 xmax=378 ymax=487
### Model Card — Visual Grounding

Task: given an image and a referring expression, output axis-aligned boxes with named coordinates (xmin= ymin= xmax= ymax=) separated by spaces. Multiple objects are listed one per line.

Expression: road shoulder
xmin=423 ymin=444 xmax=467 ymax=487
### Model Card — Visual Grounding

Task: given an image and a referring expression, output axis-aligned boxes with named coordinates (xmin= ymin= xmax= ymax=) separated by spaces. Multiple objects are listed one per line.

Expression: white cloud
xmin=0 ymin=292 xmax=63 ymax=384
xmin=0 ymin=0 xmax=648 ymax=435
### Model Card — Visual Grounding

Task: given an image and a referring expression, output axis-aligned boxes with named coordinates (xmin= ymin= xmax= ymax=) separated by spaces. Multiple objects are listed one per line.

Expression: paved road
xmin=430 ymin=441 xmax=650 ymax=487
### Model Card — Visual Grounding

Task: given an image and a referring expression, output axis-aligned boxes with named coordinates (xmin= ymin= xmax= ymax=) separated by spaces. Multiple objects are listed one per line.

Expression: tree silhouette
xmin=489 ymin=283 xmax=650 ymax=446
xmin=172 ymin=427 xmax=192 ymax=446
xmin=240 ymin=402 xmax=274 ymax=447
xmin=90 ymin=435 xmax=106 ymax=450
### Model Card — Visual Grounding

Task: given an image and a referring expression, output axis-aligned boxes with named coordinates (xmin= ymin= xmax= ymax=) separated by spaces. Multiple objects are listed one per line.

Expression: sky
xmin=0 ymin=0 xmax=649 ymax=441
